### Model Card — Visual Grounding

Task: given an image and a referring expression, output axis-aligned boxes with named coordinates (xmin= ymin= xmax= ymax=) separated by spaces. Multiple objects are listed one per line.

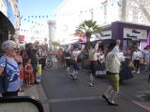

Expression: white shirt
xmin=105 ymin=45 xmax=121 ymax=73
xmin=71 ymin=50 xmax=81 ymax=61
xmin=117 ymin=52 xmax=125 ymax=62
xmin=132 ymin=50 xmax=143 ymax=61
xmin=89 ymin=43 xmax=99 ymax=61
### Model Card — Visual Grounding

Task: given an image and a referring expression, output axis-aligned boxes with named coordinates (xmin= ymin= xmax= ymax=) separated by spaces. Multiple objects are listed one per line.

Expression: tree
xmin=125 ymin=0 xmax=150 ymax=23
xmin=133 ymin=0 xmax=150 ymax=21
xmin=75 ymin=20 xmax=102 ymax=50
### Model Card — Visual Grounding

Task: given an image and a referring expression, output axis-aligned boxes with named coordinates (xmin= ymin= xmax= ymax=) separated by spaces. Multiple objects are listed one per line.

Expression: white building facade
xmin=0 ymin=0 xmax=20 ymax=38
xmin=54 ymin=0 xmax=150 ymax=45
xmin=0 ymin=0 xmax=20 ymax=43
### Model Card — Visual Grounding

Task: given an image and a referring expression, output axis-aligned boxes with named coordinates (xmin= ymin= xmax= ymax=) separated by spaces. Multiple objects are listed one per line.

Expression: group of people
xmin=0 ymin=40 xmax=48 ymax=97
xmin=58 ymin=39 xmax=149 ymax=106
xmin=54 ymin=39 xmax=121 ymax=106
xmin=131 ymin=45 xmax=150 ymax=74
xmin=1 ymin=38 xmax=149 ymax=107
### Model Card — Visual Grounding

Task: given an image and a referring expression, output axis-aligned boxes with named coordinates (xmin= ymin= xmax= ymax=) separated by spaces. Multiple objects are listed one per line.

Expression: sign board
xmin=101 ymin=30 xmax=112 ymax=40
xmin=123 ymin=28 xmax=147 ymax=40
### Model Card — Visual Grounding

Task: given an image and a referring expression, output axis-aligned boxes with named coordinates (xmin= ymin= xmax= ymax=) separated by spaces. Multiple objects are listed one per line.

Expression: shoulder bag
xmin=0 ymin=57 xmax=9 ymax=93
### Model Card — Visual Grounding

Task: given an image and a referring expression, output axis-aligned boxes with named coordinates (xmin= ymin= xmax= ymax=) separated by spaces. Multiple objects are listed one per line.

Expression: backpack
xmin=0 ymin=56 xmax=9 ymax=93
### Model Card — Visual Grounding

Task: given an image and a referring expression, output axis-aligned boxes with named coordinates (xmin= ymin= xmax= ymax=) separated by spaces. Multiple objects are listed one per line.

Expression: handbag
xmin=129 ymin=61 xmax=134 ymax=68
xmin=0 ymin=57 xmax=9 ymax=93
xmin=139 ymin=58 xmax=145 ymax=65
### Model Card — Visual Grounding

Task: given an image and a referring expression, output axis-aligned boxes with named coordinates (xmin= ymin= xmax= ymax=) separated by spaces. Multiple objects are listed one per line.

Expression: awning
xmin=0 ymin=11 xmax=15 ymax=34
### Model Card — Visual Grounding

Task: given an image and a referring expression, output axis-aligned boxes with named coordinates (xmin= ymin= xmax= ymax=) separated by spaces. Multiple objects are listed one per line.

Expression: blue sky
xmin=18 ymin=0 xmax=63 ymax=28
xmin=18 ymin=0 xmax=63 ymax=16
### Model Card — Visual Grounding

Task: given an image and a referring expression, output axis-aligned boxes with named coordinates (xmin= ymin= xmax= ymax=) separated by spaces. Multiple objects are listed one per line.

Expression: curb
xmin=19 ymin=84 xmax=49 ymax=112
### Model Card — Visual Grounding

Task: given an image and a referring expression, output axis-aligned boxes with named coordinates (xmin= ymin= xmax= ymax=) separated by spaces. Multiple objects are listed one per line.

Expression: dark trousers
xmin=71 ymin=60 xmax=80 ymax=71
xmin=133 ymin=60 xmax=140 ymax=69
xmin=2 ymin=90 xmax=18 ymax=97
xmin=90 ymin=61 xmax=98 ymax=76
xmin=65 ymin=59 xmax=71 ymax=67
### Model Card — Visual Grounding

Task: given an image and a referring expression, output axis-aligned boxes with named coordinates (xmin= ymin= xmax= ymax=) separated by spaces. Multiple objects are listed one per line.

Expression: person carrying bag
xmin=0 ymin=57 xmax=8 ymax=94
xmin=0 ymin=40 xmax=21 ymax=97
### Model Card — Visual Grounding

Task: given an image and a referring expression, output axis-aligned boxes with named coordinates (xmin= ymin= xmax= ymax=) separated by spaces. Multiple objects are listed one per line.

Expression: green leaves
xmin=75 ymin=20 xmax=102 ymax=37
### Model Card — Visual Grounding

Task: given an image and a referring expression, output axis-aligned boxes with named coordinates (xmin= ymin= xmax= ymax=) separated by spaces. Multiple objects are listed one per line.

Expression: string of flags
xmin=18 ymin=0 xmax=122 ymax=22
xmin=19 ymin=29 xmax=48 ymax=33
xmin=19 ymin=0 xmax=122 ymax=32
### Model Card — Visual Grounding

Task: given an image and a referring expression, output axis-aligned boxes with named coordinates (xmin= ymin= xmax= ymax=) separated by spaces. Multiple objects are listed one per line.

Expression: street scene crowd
xmin=54 ymin=39 xmax=150 ymax=106
xmin=0 ymin=39 xmax=150 ymax=107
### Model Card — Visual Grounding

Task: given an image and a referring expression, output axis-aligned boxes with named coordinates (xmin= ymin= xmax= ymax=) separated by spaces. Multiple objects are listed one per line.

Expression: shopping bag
xmin=139 ymin=58 xmax=145 ymax=65
xmin=0 ymin=73 xmax=9 ymax=93
xmin=129 ymin=61 xmax=134 ymax=68
xmin=36 ymin=64 xmax=42 ymax=83
xmin=0 ymin=56 xmax=8 ymax=93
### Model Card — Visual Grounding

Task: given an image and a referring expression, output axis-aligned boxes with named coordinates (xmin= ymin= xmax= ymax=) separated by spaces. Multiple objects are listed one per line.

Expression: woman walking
xmin=132 ymin=47 xmax=143 ymax=74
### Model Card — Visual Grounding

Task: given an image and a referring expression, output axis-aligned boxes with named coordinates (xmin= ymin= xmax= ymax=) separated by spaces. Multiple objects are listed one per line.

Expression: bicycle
xmin=45 ymin=54 xmax=53 ymax=68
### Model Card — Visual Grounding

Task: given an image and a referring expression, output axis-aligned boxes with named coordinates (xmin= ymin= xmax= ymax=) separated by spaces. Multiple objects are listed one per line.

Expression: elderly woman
xmin=0 ymin=40 xmax=20 ymax=97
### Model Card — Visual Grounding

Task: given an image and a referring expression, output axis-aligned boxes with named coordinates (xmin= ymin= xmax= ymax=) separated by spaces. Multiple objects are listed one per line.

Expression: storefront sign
xmin=123 ymin=28 xmax=147 ymax=40
xmin=101 ymin=30 xmax=112 ymax=39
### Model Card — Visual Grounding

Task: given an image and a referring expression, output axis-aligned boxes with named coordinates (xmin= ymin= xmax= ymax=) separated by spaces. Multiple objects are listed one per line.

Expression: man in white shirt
xmin=102 ymin=39 xmax=121 ymax=106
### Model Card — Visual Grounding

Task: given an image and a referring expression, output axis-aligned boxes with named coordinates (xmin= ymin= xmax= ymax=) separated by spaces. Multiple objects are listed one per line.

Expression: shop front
xmin=0 ymin=11 xmax=15 ymax=44
xmin=101 ymin=21 xmax=150 ymax=52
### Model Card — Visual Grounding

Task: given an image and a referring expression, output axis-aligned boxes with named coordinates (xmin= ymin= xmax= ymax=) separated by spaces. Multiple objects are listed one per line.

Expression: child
xmin=24 ymin=59 xmax=34 ymax=87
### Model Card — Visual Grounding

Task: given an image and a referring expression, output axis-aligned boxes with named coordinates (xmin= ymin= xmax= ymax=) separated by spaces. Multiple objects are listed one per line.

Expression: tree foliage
xmin=75 ymin=20 xmax=103 ymax=55
xmin=75 ymin=20 xmax=102 ymax=39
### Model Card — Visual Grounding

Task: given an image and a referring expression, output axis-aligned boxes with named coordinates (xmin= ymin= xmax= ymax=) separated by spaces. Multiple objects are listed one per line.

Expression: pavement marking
xmin=40 ymin=96 xmax=102 ymax=103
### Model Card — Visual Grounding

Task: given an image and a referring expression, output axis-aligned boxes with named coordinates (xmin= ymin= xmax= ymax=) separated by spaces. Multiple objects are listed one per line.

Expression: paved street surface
xmin=20 ymin=59 xmax=150 ymax=112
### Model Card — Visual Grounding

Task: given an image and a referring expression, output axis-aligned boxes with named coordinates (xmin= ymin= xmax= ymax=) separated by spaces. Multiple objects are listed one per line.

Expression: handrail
xmin=0 ymin=96 xmax=44 ymax=112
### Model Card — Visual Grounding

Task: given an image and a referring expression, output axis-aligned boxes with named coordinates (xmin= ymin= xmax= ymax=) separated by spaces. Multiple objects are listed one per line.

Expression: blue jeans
xmin=71 ymin=60 xmax=80 ymax=71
